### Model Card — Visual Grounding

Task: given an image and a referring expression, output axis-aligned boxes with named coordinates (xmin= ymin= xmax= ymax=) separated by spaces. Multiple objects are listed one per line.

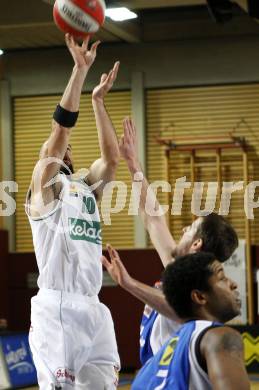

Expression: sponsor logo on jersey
xmin=55 ymin=367 xmax=75 ymax=385
xmin=159 ymin=337 xmax=179 ymax=366
xmin=69 ymin=218 xmax=102 ymax=244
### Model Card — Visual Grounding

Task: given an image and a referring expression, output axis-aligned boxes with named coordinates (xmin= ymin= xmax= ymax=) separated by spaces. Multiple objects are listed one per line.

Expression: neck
xmin=184 ymin=311 xmax=221 ymax=323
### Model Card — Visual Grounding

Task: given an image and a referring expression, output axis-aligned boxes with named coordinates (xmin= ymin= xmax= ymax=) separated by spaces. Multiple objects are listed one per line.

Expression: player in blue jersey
xmin=132 ymin=252 xmax=250 ymax=390
xmin=103 ymin=118 xmax=239 ymax=366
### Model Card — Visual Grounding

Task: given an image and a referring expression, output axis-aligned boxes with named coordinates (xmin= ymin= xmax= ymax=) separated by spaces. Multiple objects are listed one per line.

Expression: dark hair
xmin=197 ymin=213 xmax=238 ymax=262
xmin=162 ymin=252 xmax=216 ymax=319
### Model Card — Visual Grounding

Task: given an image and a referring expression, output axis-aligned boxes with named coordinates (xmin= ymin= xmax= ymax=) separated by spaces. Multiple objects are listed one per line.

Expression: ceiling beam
xmin=44 ymin=0 xmax=206 ymax=9
xmin=234 ymin=0 xmax=259 ymax=23
xmin=0 ymin=22 xmax=54 ymax=30
xmin=108 ymin=0 xmax=206 ymax=9
xmin=103 ymin=19 xmax=141 ymax=42
xmin=234 ymin=0 xmax=248 ymax=12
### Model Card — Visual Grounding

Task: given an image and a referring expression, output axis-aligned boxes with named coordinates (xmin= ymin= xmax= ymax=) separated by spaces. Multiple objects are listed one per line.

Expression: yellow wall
xmin=147 ymin=84 xmax=259 ymax=244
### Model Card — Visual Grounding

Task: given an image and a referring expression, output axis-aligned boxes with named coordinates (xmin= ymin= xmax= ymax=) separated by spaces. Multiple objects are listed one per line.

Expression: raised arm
xmin=87 ymin=62 xmax=121 ymax=199
xmin=102 ymin=244 xmax=179 ymax=320
xmin=120 ymin=118 xmax=177 ymax=267
xmin=31 ymin=34 xmax=100 ymax=196
xmin=201 ymin=327 xmax=250 ymax=390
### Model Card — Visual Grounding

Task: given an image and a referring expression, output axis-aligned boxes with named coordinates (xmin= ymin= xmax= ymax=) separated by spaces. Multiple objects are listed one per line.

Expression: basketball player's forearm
xmin=127 ymin=160 xmax=161 ymax=223
xmin=123 ymin=278 xmax=178 ymax=320
xmin=92 ymin=101 xmax=120 ymax=164
xmin=127 ymin=159 xmax=176 ymax=266
xmin=60 ymin=65 xmax=87 ymax=112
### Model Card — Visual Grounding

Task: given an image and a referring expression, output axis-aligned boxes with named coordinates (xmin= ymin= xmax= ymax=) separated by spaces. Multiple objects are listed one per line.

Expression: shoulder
xmin=201 ymin=326 xmax=243 ymax=355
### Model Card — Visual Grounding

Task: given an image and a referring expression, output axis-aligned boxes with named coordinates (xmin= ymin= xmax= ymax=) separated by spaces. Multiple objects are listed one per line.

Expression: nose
xmin=229 ymin=278 xmax=238 ymax=290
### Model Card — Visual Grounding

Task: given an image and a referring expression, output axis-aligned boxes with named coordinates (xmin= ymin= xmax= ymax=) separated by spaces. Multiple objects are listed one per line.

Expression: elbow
xmin=51 ymin=120 xmax=71 ymax=137
xmin=145 ymin=214 xmax=166 ymax=229
xmin=105 ymin=155 xmax=120 ymax=169
xmin=140 ymin=212 xmax=160 ymax=230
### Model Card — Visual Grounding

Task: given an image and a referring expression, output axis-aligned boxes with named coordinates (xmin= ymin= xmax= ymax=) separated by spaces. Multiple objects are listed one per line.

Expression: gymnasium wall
xmin=3 ymin=36 xmax=259 ymax=97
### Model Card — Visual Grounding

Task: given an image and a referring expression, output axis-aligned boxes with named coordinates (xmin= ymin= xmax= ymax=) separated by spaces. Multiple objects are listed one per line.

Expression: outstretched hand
xmin=101 ymin=244 xmax=132 ymax=288
xmin=65 ymin=33 xmax=100 ymax=73
xmin=119 ymin=117 xmax=138 ymax=165
xmin=92 ymin=61 xmax=120 ymax=102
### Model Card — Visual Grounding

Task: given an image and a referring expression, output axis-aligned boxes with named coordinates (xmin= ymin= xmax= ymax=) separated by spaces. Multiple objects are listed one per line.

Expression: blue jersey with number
xmin=133 ymin=320 xmax=222 ymax=390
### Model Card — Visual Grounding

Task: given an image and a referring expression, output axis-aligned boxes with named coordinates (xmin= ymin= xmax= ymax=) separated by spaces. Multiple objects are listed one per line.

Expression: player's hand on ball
xmin=101 ymin=244 xmax=132 ymax=288
xmin=65 ymin=33 xmax=100 ymax=72
xmin=92 ymin=61 xmax=120 ymax=102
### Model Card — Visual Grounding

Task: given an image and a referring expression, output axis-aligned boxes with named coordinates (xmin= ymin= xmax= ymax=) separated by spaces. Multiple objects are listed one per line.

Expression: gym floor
xmin=22 ymin=374 xmax=259 ymax=389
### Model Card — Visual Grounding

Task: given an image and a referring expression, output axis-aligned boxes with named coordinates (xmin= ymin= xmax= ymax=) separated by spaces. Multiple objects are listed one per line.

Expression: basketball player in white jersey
xmin=26 ymin=34 xmax=120 ymax=390
xmin=102 ymin=117 xmax=239 ymax=364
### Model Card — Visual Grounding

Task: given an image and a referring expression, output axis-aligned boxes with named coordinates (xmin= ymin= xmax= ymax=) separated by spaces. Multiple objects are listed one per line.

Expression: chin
xmin=222 ymin=310 xmax=240 ymax=323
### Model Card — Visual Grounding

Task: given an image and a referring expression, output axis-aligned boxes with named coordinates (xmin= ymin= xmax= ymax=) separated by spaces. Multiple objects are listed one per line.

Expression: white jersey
xmin=150 ymin=314 xmax=181 ymax=355
xmin=140 ymin=281 xmax=181 ymax=366
xmin=26 ymin=173 xmax=102 ymax=296
xmin=188 ymin=320 xmax=215 ymax=390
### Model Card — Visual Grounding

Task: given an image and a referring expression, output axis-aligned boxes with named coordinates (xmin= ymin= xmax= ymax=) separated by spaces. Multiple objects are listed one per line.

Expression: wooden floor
xmin=23 ymin=374 xmax=133 ymax=389
xmin=24 ymin=384 xmax=131 ymax=389
xmin=23 ymin=384 xmax=259 ymax=390
xmin=25 ymin=387 xmax=131 ymax=390
xmin=22 ymin=383 xmax=259 ymax=390
xmin=22 ymin=375 xmax=259 ymax=390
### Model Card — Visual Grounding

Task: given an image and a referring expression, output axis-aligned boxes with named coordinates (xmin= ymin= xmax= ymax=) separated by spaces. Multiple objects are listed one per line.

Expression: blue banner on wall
xmin=0 ymin=333 xmax=37 ymax=388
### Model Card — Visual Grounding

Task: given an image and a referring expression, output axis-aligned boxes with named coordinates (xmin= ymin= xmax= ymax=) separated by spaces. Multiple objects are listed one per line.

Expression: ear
xmin=191 ymin=289 xmax=207 ymax=306
xmin=190 ymin=238 xmax=203 ymax=253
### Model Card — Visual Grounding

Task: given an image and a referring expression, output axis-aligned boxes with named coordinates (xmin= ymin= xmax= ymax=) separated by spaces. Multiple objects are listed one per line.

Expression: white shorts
xmin=29 ymin=288 xmax=120 ymax=390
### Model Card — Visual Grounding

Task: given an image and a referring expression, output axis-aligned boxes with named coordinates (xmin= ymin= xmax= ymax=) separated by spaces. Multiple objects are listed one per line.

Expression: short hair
xmin=162 ymin=252 xmax=216 ymax=319
xmin=197 ymin=213 xmax=238 ymax=262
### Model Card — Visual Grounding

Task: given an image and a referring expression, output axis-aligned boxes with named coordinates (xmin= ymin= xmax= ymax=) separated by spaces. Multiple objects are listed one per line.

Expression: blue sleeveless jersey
xmin=139 ymin=282 xmax=162 ymax=365
xmin=133 ymin=320 xmax=222 ymax=390
xmin=140 ymin=307 xmax=159 ymax=365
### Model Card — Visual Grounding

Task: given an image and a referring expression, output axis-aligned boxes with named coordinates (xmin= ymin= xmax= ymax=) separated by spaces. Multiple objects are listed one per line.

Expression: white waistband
xmin=37 ymin=288 xmax=99 ymax=304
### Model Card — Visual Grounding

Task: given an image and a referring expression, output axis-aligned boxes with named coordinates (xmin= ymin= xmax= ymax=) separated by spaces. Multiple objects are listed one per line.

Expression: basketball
xmin=53 ymin=0 xmax=106 ymax=38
